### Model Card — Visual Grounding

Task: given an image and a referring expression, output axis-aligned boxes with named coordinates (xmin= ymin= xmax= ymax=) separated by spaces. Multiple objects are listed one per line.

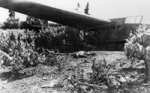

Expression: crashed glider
xmin=0 ymin=0 xmax=111 ymax=30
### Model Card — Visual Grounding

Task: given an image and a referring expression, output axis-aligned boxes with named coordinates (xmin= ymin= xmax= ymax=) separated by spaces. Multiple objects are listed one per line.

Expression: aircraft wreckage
xmin=0 ymin=0 xmax=144 ymax=49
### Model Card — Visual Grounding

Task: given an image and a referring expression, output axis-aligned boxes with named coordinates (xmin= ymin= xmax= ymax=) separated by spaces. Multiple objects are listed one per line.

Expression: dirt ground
xmin=0 ymin=51 xmax=124 ymax=93
xmin=0 ymin=51 xmax=150 ymax=93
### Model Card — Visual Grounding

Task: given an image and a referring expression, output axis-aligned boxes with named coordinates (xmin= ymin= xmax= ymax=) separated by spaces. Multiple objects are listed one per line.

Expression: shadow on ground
xmin=0 ymin=71 xmax=33 ymax=82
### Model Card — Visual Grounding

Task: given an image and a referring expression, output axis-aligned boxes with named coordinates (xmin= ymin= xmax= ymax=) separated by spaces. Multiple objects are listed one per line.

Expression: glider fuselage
xmin=0 ymin=0 xmax=141 ymax=50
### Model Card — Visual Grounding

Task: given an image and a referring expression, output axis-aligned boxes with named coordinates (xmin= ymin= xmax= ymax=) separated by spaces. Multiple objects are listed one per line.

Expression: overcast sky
xmin=0 ymin=0 xmax=150 ymax=23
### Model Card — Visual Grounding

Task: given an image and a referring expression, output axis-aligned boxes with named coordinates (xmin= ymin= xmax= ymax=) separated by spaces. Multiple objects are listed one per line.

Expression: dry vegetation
xmin=0 ymin=25 xmax=150 ymax=93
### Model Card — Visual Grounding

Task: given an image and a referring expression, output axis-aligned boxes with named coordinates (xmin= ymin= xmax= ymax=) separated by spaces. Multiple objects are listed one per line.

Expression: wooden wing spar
xmin=0 ymin=0 xmax=111 ymax=30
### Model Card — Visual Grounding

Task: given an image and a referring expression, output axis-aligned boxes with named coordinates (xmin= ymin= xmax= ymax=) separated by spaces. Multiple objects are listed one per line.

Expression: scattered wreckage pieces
xmin=72 ymin=51 xmax=96 ymax=58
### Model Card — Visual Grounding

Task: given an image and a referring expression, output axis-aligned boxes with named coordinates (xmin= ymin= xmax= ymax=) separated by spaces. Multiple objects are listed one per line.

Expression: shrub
xmin=124 ymin=25 xmax=150 ymax=82
xmin=34 ymin=26 xmax=65 ymax=52
xmin=0 ymin=30 xmax=44 ymax=75
xmin=19 ymin=21 xmax=42 ymax=32
xmin=0 ymin=29 xmax=70 ymax=78
xmin=2 ymin=17 xmax=19 ymax=29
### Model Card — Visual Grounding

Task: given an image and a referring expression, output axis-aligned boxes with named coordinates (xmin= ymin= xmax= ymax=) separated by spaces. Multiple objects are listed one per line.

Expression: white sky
xmin=0 ymin=0 xmax=150 ymax=23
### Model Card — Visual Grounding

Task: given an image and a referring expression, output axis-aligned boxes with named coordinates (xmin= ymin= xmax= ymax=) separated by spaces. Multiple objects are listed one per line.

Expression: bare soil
xmin=0 ymin=51 xmax=122 ymax=93
xmin=0 ymin=51 xmax=150 ymax=93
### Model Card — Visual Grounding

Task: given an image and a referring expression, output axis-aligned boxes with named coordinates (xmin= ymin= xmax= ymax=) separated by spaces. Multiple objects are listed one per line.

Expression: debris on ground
xmin=72 ymin=51 xmax=96 ymax=58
